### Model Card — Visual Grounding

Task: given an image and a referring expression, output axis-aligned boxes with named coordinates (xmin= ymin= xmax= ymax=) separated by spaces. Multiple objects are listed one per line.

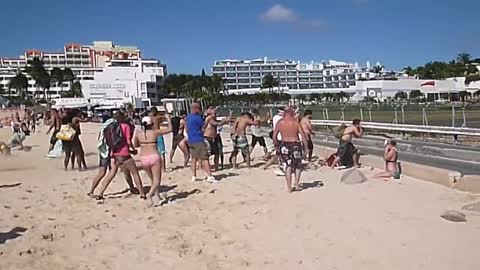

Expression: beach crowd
xmin=1 ymin=102 xmax=400 ymax=206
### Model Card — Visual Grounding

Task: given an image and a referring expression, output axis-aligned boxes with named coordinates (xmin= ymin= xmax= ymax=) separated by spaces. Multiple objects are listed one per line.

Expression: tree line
xmin=1 ymin=57 xmax=83 ymax=105
xmin=403 ymin=53 xmax=480 ymax=83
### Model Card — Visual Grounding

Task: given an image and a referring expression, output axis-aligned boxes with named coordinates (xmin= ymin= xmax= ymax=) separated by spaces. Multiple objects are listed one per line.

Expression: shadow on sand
xmin=161 ymin=188 xmax=201 ymax=206
xmin=0 ymin=183 xmax=22 ymax=189
xmin=300 ymin=181 xmax=324 ymax=191
xmin=0 ymin=227 xmax=27 ymax=244
xmin=215 ymin=172 xmax=240 ymax=180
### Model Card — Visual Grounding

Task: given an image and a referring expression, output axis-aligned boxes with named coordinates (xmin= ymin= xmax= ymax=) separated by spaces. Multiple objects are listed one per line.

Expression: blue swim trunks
xmin=157 ymin=135 xmax=166 ymax=154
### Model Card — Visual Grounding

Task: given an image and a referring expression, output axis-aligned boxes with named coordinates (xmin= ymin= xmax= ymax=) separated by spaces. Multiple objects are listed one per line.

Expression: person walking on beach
xmin=95 ymin=111 xmax=146 ymax=200
xmin=168 ymin=110 xmax=189 ymax=167
xmin=88 ymin=113 xmax=138 ymax=198
xmin=133 ymin=115 xmax=172 ymax=206
xmin=186 ymin=102 xmax=217 ymax=183
xmin=46 ymin=108 xmax=61 ymax=153
xmin=330 ymin=119 xmax=363 ymax=169
xmin=375 ymin=140 xmax=401 ymax=180
xmin=230 ymin=112 xmax=258 ymax=169
xmin=300 ymin=109 xmax=314 ymax=162
xmin=149 ymin=107 xmax=167 ymax=170
xmin=71 ymin=110 xmax=89 ymax=171
xmin=249 ymin=109 xmax=268 ymax=159
xmin=273 ymin=107 xmax=309 ymax=192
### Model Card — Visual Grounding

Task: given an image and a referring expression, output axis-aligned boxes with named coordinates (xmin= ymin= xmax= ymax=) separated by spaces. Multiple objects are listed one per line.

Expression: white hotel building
xmin=0 ymin=41 xmax=166 ymax=107
xmin=212 ymin=57 xmax=480 ymax=101
xmin=212 ymin=57 xmax=376 ymax=92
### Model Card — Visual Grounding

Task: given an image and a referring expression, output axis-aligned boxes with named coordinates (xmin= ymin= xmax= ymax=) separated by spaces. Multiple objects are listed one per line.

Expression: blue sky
xmin=1 ymin=0 xmax=479 ymax=74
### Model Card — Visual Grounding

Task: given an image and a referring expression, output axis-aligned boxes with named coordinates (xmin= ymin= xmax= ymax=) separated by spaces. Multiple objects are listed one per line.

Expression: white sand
xmin=0 ymin=123 xmax=479 ymax=270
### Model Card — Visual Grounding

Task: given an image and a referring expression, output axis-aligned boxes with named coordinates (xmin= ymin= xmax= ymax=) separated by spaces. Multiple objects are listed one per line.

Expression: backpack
xmin=333 ymin=123 xmax=347 ymax=139
xmin=326 ymin=153 xmax=337 ymax=167
xmin=103 ymin=121 xmax=125 ymax=153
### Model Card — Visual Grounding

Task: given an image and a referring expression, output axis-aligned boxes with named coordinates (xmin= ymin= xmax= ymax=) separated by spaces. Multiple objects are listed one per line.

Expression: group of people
xmin=84 ymin=103 xmax=320 ymax=199
xmin=46 ymin=108 xmax=89 ymax=171
xmin=2 ymin=102 xmax=400 ymax=204
xmin=0 ymin=109 xmax=39 ymax=153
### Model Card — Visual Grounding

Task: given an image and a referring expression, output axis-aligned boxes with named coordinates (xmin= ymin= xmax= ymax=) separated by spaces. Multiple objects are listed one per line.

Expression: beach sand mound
xmin=340 ymin=168 xmax=368 ymax=184
xmin=441 ymin=210 xmax=467 ymax=222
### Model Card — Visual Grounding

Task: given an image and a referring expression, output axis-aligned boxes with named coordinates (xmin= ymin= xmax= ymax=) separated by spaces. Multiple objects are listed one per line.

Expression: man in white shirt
xmin=264 ymin=107 xmax=285 ymax=175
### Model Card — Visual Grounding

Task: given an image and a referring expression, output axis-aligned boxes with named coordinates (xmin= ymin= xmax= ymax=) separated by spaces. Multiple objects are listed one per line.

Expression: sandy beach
xmin=1 ymin=122 xmax=479 ymax=270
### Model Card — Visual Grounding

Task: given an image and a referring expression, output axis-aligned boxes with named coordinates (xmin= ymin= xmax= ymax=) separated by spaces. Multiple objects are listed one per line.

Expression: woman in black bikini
xmin=375 ymin=140 xmax=400 ymax=180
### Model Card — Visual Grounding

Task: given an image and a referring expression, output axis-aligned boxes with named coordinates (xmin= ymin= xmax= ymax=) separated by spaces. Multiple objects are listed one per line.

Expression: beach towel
xmin=46 ymin=140 xmax=63 ymax=158
xmin=97 ymin=118 xmax=116 ymax=159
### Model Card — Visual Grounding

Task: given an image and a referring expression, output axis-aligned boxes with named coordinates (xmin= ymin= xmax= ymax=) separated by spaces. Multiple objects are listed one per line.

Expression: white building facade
xmin=212 ymin=57 xmax=480 ymax=100
xmin=0 ymin=41 xmax=167 ymax=107
xmin=212 ymin=57 xmax=376 ymax=93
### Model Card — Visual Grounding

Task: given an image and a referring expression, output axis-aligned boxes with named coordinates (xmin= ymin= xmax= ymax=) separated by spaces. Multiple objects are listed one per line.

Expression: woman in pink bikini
xmin=134 ymin=115 xmax=172 ymax=206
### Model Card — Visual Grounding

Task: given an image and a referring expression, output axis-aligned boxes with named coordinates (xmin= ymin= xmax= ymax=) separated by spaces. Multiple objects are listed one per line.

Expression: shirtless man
xmin=204 ymin=107 xmax=229 ymax=171
xmin=273 ymin=107 xmax=309 ymax=192
xmin=46 ymin=108 xmax=61 ymax=153
xmin=330 ymin=119 xmax=363 ymax=169
xmin=300 ymin=109 xmax=314 ymax=162
xmin=230 ymin=112 xmax=258 ymax=169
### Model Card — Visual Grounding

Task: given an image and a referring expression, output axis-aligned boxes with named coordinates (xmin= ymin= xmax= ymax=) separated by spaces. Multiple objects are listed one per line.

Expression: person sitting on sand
xmin=0 ymin=142 xmax=11 ymax=155
xmin=272 ymin=107 xmax=309 ymax=193
xmin=375 ymin=140 xmax=401 ymax=180
xmin=94 ymin=111 xmax=146 ymax=200
xmin=330 ymin=119 xmax=363 ymax=169
xmin=230 ymin=112 xmax=259 ymax=169
xmin=9 ymin=123 xmax=26 ymax=150
xmin=133 ymin=115 xmax=172 ymax=206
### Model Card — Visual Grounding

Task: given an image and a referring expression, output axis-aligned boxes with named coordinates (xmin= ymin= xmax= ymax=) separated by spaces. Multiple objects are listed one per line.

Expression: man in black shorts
xmin=249 ymin=109 xmax=268 ymax=158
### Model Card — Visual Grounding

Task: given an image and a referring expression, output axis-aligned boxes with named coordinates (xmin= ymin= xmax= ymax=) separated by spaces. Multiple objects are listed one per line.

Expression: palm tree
xmin=26 ymin=57 xmax=47 ymax=100
xmin=37 ymin=70 xmax=50 ymax=101
xmin=50 ymin=67 xmax=64 ymax=99
xmin=210 ymin=74 xmax=225 ymax=95
xmin=337 ymin=91 xmax=349 ymax=103
xmin=458 ymin=91 xmax=470 ymax=102
xmin=62 ymin=68 xmax=75 ymax=90
xmin=456 ymin=53 xmax=471 ymax=66
xmin=297 ymin=94 xmax=306 ymax=105
xmin=394 ymin=91 xmax=408 ymax=101
xmin=409 ymin=90 xmax=423 ymax=102
xmin=8 ymin=73 xmax=28 ymax=101
xmin=262 ymin=74 xmax=275 ymax=93
xmin=371 ymin=65 xmax=384 ymax=77
xmin=403 ymin=66 xmax=416 ymax=77
xmin=323 ymin=92 xmax=334 ymax=102
xmin=62 ymin=81 xmax=83 ymax=98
